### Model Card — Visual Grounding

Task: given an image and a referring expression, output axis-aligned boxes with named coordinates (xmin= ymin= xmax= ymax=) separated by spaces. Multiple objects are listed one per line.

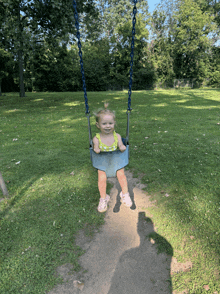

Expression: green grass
xmin=0 ymin=89 xmax=220 ymax=293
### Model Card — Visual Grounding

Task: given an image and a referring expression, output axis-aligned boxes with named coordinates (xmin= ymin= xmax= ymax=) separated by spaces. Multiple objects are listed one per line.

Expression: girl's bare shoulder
xmin=93 ymin=136 xmax=99 ymax=143
xmin=116 ymin=133 xmax=122 ymax=140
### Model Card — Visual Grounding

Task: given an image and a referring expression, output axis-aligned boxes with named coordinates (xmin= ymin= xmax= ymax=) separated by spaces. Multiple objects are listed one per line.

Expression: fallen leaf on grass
xmin=190 ymin=236 xmax=194 ymax=240
xmin=203 ymin=285 xmax=209 ymax=291
xmin=70 ymin=171 xmax=75 ymax=175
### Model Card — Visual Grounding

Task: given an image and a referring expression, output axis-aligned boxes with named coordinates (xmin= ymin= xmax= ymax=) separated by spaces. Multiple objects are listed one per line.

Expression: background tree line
xmin=0 ymin=0 xmax=220 ymax=96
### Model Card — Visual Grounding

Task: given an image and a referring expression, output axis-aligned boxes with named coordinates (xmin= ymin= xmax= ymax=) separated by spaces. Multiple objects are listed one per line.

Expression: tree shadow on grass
xmin=108 ymin=212 xmax=173 ymax=294
xmin=0 ymin=162 xmax=102 ymax=293
xmin=0 ymin=185 xmax=87 ymax=293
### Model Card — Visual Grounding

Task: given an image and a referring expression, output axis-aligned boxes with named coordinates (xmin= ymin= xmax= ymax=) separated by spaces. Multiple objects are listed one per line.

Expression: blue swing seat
xmin=90 ymin=139 xmax=129 ymax=178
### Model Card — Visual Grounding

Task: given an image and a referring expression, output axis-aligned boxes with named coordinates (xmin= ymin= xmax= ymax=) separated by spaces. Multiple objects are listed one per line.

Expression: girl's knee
xmin=117 ymin=168 xmax=125 ymax=179
xmin=98 ymin=170 xmax=107 ymax=181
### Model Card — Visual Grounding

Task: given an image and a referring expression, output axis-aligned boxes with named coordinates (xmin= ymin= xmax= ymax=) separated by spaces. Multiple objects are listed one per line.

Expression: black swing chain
xmin=73 ymin=0 xmax=137 ymax=115
xmin=127 ymin=0 xmax=138 ymax=113
xmin=72 ymin=1 xmax=90 ymax=115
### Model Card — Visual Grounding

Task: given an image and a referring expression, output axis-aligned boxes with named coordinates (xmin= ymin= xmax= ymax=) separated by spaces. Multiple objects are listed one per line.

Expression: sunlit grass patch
xmin=64 ymin=101 xmax=83 ymax=107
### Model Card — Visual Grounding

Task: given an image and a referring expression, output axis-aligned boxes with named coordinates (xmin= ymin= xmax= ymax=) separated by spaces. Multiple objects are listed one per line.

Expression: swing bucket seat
xmin=90 ymin=140 xmax=129 ymax=178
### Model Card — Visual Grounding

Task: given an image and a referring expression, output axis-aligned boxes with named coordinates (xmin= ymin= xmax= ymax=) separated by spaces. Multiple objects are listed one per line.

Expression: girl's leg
xmin=117 ymin=168 xmax=132 ymax=207
xmin=98 ymin=170 xmax=107 ymax=199
xmin=116 ymin=168 xmax=128 ymax=194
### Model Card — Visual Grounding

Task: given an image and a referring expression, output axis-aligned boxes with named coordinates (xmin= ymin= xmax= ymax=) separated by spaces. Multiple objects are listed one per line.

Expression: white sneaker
xmin=97 ymin=195 xmax=110 ymax=213
xmin=120 ymin=192 xmax=132 ymax=207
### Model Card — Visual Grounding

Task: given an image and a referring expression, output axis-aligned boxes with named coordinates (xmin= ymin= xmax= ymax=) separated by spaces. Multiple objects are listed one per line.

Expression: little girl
xmin=93 ymin=103 xmax=132 ymax=213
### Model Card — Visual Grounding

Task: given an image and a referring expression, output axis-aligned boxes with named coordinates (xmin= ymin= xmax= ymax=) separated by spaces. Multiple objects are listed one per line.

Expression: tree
xmin=80 ymin=38 xmax=111 ymax=91
xmin=0 ymin=49 xmax=13 ymax=96
xmin=92 ymin=0 xmax=150 ymax=89
xmin=95 ymin=0 xmax=149 ymax=42
xmin=208 ymin=46 xmax=220 ymax=87
xmin=195 ymin=0 xmax=220 ymax=43
xmin=150 ymin=0 xmax=217 ymax=87
xmin=1 ymin=0 xmax=98 ymax=96
xmin=172 ymin=0 xmax=216 ymax=85
xmin=110 ymin=14 xmax=152 ymax=89
xmin=149 ymin=9 xmax=175 ymax=87
xmin=1 ymin=0 xmax=30 ymax=97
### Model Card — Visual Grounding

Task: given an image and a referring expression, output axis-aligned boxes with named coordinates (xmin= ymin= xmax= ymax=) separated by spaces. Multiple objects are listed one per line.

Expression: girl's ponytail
xmin=94 ymin=102 xmax=115 ymax=123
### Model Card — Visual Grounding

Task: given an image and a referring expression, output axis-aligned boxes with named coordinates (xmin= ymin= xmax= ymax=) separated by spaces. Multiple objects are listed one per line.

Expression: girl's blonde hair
xmin=94 ymin=103 xmax=116 ymax=123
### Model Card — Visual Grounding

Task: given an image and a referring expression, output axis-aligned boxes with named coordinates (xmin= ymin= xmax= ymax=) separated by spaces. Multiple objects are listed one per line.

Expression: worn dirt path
xmin=48 ymin=171 xmax=174 ymax=294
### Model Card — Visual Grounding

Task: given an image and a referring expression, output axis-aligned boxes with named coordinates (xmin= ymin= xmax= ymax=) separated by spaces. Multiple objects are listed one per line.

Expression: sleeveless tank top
xmin=96 ymin=131 xmax=118 ymax=152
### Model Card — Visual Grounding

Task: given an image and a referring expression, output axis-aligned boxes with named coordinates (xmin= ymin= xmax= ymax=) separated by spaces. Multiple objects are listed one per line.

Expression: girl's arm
xmin=116 ymin=133 xmax=126 ymax=152
xmin=93 ymin=136 xmax=101 ymax=153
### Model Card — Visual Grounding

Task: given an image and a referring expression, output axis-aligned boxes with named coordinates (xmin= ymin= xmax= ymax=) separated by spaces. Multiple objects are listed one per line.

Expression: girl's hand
xmin=116 ymin=133 xmax=126 ymax=153
xmin=93 ymin=136 xmax=101 ymax=154
xmin=94 ymin=147 xmax=101 ymax=154
xmin=119 ymin=145 xmax=126 ymax=152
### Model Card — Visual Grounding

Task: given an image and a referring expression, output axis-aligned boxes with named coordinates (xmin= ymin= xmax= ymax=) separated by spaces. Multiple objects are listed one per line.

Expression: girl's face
xmin=96 ymin=114 xmax=115 ymax=135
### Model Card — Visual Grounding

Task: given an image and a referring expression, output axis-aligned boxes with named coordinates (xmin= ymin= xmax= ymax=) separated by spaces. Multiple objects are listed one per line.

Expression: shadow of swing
xmin=107 ymin=212 xmax=173 ymax=294
xmin=112 ymin=173 xmax=137 ymax=212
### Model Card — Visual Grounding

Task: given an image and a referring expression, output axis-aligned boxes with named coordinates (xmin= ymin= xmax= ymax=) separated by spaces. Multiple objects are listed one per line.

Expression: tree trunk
xmin=0 ymin=172 xmax=9 ymax=196
xmin=18 ymin=48 xmax=25 ymax=97
xmin=18 ymin=5 xmax=25 ymax=97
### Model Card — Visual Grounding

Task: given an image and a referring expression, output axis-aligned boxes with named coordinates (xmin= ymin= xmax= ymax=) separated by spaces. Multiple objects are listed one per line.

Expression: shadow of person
xmin=107 ymin=212 xmax=173 ymax=294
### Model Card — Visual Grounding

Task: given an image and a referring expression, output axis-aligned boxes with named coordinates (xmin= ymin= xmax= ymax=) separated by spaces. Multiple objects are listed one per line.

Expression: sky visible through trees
xmin=148 ymin=0 xmax=160 ymax=12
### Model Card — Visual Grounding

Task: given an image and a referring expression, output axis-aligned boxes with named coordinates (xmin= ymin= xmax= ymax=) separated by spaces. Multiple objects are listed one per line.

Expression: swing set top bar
xmin=72 ymin=0 xmax=137 ymax=115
